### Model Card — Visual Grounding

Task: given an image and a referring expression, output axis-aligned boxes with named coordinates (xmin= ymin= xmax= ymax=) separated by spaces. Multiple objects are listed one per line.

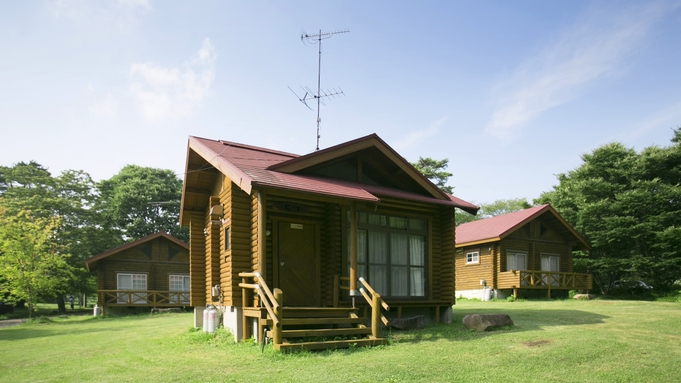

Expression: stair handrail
xmin=358 ymin=277 xmax=390 ymax=337
xmin=238 ymin=272 xmax=280 ymax=328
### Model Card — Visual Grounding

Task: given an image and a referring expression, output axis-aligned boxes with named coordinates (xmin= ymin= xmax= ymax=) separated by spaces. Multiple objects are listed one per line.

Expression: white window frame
xmin=169 ymin=274 xmax=190 ymax=304
xmin=116 ymin=273 xmax=147 ymax=304
xmin=465 ymin=250 xmax=480 ymax=265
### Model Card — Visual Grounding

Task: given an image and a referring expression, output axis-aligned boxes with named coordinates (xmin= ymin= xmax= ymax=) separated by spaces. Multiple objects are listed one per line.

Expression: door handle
xmin=280 ymin=262 xmax=285 ymax=266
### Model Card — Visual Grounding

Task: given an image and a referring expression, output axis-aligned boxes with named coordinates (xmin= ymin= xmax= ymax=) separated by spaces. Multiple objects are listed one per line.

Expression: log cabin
xmin=455 ymin=204 xmax=591 ymax=300
xmin=85 ymin=232 xmax=190 ymax=313
xmin=179 ymin=133 xmax=478 ymax=350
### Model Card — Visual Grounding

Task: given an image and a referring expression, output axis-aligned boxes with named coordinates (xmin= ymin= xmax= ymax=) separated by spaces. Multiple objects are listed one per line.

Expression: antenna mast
xmin=290 ymin=28 xmax=349 ymax=151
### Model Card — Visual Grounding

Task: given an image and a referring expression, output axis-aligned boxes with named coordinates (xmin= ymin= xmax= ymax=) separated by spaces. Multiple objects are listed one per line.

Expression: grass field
xmin=1 ymin=299 xmax=680 ymax=382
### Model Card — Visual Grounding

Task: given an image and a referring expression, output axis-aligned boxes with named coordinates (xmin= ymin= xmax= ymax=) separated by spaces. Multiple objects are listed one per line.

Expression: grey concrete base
xmin=194 ymin=306 xmax=205 ymax=328
xmin=222 ymin=306 xmax=242 ymax=342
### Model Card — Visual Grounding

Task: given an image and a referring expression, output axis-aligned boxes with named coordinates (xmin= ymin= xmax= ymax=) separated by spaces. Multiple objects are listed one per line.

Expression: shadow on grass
xmin=0 ymin=316 xmax=135 ymax=341
xmin=385 ymin=308 xmax=609 ymax=345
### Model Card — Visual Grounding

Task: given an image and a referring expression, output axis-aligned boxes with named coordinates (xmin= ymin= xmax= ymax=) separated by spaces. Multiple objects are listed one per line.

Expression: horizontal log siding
xmin=249 ymin=193 xmax=260 ymax=306
xmin=230 ymin=185 xmax=253 ymax=306
xmin=455 ymin=245 xmax=494 ymax=291
xmin=439 ymin=205 xmax=456 ymax=303
xmin=205 ymin=196 xmax=221 ymax=303
xmin=101 ymin=260 xmax=188 ymax=290
xmin=188 ymin=212 xmax=206 ymax=306
xmin=218 ymin=180 xmax=232 ymax=305
xmin=322 ymin=203 xmax=342 ymax=306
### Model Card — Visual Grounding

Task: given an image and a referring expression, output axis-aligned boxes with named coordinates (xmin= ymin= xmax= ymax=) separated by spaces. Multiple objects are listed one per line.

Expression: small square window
xmin=466 ymin=251 xmax=479 ymax=264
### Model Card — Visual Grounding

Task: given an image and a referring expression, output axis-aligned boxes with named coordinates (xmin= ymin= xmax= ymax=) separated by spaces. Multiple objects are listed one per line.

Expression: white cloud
xmin=392 ymin=116 xmax=447 ymax=151
xmin=485 ymin=2 xmax=672 ymax=141
xmin=128 ymin=38 xmax=216 ymax=122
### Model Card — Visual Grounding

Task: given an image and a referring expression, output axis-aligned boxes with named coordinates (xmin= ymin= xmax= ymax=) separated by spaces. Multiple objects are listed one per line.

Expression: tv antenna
xmin=289 ymin=28 xmax=349 ymax=151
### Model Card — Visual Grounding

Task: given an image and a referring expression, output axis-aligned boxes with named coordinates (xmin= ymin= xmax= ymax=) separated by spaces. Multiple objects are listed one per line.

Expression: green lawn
xmin=1 ymin=299 xmax=680 ymax=382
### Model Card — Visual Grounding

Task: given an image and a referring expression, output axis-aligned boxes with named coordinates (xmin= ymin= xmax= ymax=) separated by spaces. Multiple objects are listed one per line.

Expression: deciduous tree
xmin=537 ymin=129 xmax=681 ymax=293
xmin=97 ymin=165 xmax=187 ymax=241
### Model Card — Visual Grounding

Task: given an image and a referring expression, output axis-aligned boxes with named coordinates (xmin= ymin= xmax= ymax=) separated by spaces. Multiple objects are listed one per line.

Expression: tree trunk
xmin=56 ymin=295 xmax=66 ymax=315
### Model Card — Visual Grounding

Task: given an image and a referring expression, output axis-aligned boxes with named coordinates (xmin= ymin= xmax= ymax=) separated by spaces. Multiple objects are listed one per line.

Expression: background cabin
xmin=455 ymin=204 xmax=591 ymax=300
xmin=85 ymin=232 xmax=190 ymax=313
xmin=180 ymin=133 xmax=478 ymax=350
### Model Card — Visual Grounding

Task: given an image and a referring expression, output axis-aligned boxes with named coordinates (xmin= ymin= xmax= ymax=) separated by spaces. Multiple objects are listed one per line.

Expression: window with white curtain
xmin=350 ymin=212 xmax=427 ymax=298
xmin=506 ymin=251 xmax=527 ymax=271
xmin=169 ymin=274 xmax=190 ymax=304
xmin=116 ymin=273 xmax=147 ymax=304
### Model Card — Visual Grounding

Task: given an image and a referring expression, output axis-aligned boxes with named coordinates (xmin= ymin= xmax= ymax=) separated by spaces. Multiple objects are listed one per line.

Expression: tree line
xmin=416 ymin=128 xmax=681 ymax=295
xmin=0 ymin=163 xmax=185 ymax=317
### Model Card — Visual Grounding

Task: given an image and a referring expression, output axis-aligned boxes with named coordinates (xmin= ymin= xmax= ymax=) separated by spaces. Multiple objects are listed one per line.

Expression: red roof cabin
xmin=180 ymin=133 xmax=477 ymax=350
xmin=455 ymin=204 xmax=591 ymax=300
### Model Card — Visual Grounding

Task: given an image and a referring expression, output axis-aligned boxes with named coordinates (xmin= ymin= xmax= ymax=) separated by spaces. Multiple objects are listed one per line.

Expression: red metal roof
xmin=455 ymin=204 xmax=589 ymax=249
xmin=455 ymin=205 xmax=548 ymax=245
xmin=186 ymin=135 xmax=478 ymax=213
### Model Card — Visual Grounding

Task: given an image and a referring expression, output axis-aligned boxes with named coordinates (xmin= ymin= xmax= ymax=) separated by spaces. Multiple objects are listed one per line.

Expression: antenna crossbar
xmin=291 ymin=28 xmax=349 ymax=151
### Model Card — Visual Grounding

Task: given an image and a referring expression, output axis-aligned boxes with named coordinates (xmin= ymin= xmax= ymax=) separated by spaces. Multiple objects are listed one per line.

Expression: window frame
xmin=465 ymin=250 xmax=480 ymax=265
xmin=348 ymin=210 xmax=429 ymax=299
xmin=169 ymin=274 xmax=190 ymax=304
xmin=506 ymin=250 xmax=528 ymax=271
xmin=116 ymin=273 xmax=148 ymax=304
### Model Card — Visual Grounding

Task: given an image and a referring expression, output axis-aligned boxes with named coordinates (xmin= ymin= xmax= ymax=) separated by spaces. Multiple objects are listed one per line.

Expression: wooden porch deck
xmin=97 ymin=290 xmax=190 ymax=307
xmin=497 ymin=270 xmax=592 ymax=298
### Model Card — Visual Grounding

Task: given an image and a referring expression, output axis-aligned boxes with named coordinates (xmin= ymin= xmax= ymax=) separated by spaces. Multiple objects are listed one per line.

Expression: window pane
xmin=391 ymin=266 xmax=408 ymax=296
xmin=369 ymin=265 xmax=388 ymax=295
xmin=132 ymin=275 xmax=146 ymax=290
xmin=368 ymin=231 xmax=387 ymax=264
xmin=357 ymin=230 xmax=367 ymax=263
xmin=368 ymin=213 xmax=381 ymax=226
xmin=410 ymin=268 xmax=425 ymax=296
xmin=389 ymin=216 xmax=407 ymax=229
xmin=409 ymin=218 xmax=425 ymax=231
xmin=391 ymin=233 xmax=408 ymax=265
xmin=358 ymin=212 xmax=367 ymax=225
xmin=117 ymin=274 xmax=132 ymax=290
xmin=410 ymin=236 xmax=425 ymax=266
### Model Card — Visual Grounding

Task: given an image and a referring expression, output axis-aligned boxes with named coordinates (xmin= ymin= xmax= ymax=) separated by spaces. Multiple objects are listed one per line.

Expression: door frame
xmin=271 ymin=217 xmax=322 ymax=306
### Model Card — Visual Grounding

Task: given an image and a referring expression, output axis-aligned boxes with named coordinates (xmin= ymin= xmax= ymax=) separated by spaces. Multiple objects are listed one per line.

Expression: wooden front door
xmin=277 ymin=221 xmax=318 ymax=306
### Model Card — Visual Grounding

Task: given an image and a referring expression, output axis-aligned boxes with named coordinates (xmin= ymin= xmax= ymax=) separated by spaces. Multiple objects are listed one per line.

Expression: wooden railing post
xmin=333 ymin=276 xmax=340 ymax=308
xmin=241 ymin=276 xmax=249 ymax=341
xmin=371 ymin=292 xmax=381 ymax=339
xmin=273 ymin=288 xmax=283 ymax=346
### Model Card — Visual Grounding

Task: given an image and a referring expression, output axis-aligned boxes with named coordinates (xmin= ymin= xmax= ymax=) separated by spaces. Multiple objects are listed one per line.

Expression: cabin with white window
xmin=180 ymin=133 xmax=478 ymax=351
xmin=85 ymin=232 xmax=190 ymax=313
xmin=455 ymin=204 xmax=591 ymax=300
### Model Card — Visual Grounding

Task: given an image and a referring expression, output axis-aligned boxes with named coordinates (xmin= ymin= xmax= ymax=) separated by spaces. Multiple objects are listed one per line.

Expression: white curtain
xmin=369 ymin=231 xmax=388 ymax=294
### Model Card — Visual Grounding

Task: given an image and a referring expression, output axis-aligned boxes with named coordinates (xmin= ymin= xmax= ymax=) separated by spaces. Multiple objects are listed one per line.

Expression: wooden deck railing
xmin=334 ymin=275 xmax=390 ymax=337
xmin=498 ymin=270 xmax=592 ymax=291
xmin=98 ymin=290 xmax=190 ymax=307
xmin=238 ymin=272 xmax=282 ymax=345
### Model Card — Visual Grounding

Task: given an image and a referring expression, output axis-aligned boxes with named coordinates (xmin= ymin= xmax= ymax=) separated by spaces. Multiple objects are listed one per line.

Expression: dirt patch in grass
xmin=523 ymin=339 xmax=552 ymax=347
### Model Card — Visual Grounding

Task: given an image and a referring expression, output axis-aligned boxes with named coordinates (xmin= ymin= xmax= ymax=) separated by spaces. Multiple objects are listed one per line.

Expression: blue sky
xmin=2 ymin=1 xmax=680 ymax=205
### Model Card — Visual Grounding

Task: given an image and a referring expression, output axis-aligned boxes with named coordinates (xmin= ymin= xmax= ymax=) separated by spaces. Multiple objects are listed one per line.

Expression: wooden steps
xmin=263 ymin=306 xmax=386 ymax=351
xmin=275 ymin=337 xmax=385 ymax=351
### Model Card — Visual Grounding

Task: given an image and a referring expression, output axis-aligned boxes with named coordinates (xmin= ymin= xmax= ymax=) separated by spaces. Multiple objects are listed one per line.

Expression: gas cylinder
xmin=203 ymin=305 xmax=219 ymax=333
